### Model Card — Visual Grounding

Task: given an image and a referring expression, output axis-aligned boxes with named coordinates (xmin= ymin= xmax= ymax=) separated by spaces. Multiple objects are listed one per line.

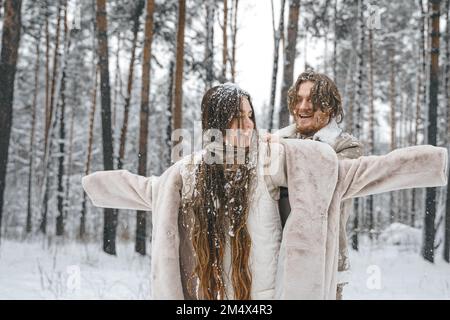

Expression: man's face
xmin=293 ymin=81 xmax=331 ymax=136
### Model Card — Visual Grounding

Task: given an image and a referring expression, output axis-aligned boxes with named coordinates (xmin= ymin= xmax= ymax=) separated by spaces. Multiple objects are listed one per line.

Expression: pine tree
xmin=117 ymin=0 xmax=145 ymax=170
xmin=173 ymin=0 xmax=186 ymax=133
xmin=268 ymin=0 xmax=286 ymax=130
xmin=230 ymin=0 xmax=239 ymax=82
xmin=444 ymin=0 xmax=450 ymax=263
xmin=367 ymin=27 xmax=375 ymax=240
xmin=26 ymin=23 xmax=42 ymax=234
xmin=422 ymin=0 xmax=441 ymax=263
xmin=0 ymin=0 xmax=23 ymax=239
xmin=56 ymin=1 xmax=69 ymax=236
xmin=96 ymin=0 xmax=117 ymax=255
xmin=278 ymin=0 xmax=300 ymax=129
xmin=222 ymin=0 xmax=228 ymax=82
xmin=352 ymin=0 xmax=365 ymax=251
xmin=136 ymin=0 xmax=155 ymax=256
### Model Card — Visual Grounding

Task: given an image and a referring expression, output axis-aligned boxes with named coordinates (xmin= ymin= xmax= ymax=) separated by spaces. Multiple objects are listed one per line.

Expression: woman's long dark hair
xmin=182 ymin=84 xmax=257 ymax=300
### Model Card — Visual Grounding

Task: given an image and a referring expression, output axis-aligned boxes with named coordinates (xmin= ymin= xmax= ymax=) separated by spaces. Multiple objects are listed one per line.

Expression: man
xmin=275 ymin=70 xmax=363 ymax=299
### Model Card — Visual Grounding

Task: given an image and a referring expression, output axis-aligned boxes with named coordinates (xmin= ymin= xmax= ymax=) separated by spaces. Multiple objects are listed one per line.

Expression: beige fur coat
xmin=82 ymin=139 xmax=448 ymax=299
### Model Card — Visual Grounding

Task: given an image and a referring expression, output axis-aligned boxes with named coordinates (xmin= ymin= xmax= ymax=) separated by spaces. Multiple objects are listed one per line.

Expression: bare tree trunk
xmin=112 ymin=33 xmax=122 ymax=133
xmin=173 ymin=0 xmax=186 ymax=133
xmin=0 ymin=0 xmax=22 ymax=240
xmin=165 ymin=60 xmax=175 ymax=169
xmin=422 ymin=0 xmax=440 ymax=263
xmin=444 ymin=0 xmax=450 ymax=263
xmin=45 ymin=2 xmax=62 ymax=157
xmin=352 ymin=198 xmax=359 ymax=250
xmin=389 ymin=48 xmax=397 ymax=225
xmin=117 ymin=0 xmax=145 ymax=170
xmin=411 ymin=36 xmax=423 ymax=228
xmin=268 ymin=0 xmax=286 ymax=131
xmin=64 ymin=83 xmax=76 ymax=227
xmin=40 ymin=2 xmax=63 ymax=235
xmin=96 ymin=0 xmax=116 ymax=255
xmin=56 ymin=2 xmax=69 ymax=236
xmin=45 ymin=2 xmax=50 ymax=146
xmin=230 ymin=0 xmax=239 ymax=82
xmin=27 ymin=26 xmax=42 ymax=234
xmin=205 ymin=1 xmax=215 ymax=89
xmin=420 ymin=0 xmax=428 ymax=129
xmin=345 ymin=84 xmax=355 ymax=134
xmin=367 ymin=27 xmax=375 ymax=239
xmin=343 ymin=48 xmax=356 ymax=133
xmin=278 ymin=0 xmax=300 ymax=129
xmin=80 ymin=65 xmax=99 ymax=240
xmin=333 ymin=0 xmax=337 ymax=81
xmin=136 ymin=0 xmax=155 ymax=256
xmin=352 ymin=0 xmax=365 ymax=251
xmin=222 ymin=0 xmax=228 ymax=81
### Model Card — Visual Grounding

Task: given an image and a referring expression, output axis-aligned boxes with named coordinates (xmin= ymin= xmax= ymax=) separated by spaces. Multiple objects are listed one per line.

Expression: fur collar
xmin=274 ymin=119 xmax=343 ymax=147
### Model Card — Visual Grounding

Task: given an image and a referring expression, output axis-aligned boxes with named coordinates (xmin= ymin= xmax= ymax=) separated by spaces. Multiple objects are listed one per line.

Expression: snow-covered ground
xmin=0 ymin=239 xmax=152 ymax=299
xmin=345 ymin=224 xmax=450 ymax=300
xmin=0 ymin=227 xmax=449 ymax=299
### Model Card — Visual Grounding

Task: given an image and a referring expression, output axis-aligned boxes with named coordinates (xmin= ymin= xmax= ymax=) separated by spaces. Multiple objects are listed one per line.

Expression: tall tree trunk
xmin=165 ymin=60 xmax=175 ymax=169
xmin=352 ymin=0 xmax=365 ymax=251
xmin=27 ymin=26 xmax=42 ymax=234
xmin=422 ymin=0 xmax=440 ymax=263
xmin=112 ymin=33 xmax=122 ymax=133
xmin=367 ymin=27 xmax=375 ymax=239
xmin=389 ymin=48 xmax=397 ymax=225
xmin=41 ymin=4 xmax=50 ymax=230
xmin=40 ymin=2 xmax=63 ymax=235
xmin=45 ymin=2 xmax=62 ymax=157
xmin=80 ymin=65 xmax=99 ymax=239
xmin=56 ymin=2 xmax=69 ymax=236
xmin=333 ymin=0 xmax=337 ymax=81
xmin=222 ymin=0 xmax=228 ymax=82
xmin=45 ymin=2 xmax=50 ymax=148
xmin=343 ymin=48 xmax=356 ymax=133
xmin=352 ymin=198 xmax=359 ymax=250
xmin=96 ymin=0 xmax=116 ymax=255
xmin=278 ymin=0 xmax=300 ymax=129
xmin=0 ymin=0 xmax=22 ymax=240
xmin=205 ymin=1 xmax=215 ymax=89
xmin=117 ymin=0 xmax=145 ymax=170
xmin=420 ymin=0 xmax=429 ymax=127
xmin=410 ymin=38 xmax=423 ymax=227
xmin=230 ymin=0 xmax=239 ymax=82
xmin=268 ymin=0 xmax=286 ymax=131
xmin=173 ymin=0 xmax=186 ymax=133
xmin=64 ymin=82 xmax=76 ymax=227
xmin=444 ymin=0 xmax=450 ymax=263
xmin=136 ymin=0 xmax=155 ymax=256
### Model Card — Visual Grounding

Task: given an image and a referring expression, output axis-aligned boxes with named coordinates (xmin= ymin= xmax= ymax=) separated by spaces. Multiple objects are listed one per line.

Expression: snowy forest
xmin=0 ymin=0 xmax=449 ymax=299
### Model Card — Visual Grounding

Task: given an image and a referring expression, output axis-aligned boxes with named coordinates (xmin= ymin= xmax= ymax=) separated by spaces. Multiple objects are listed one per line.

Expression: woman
xmin=84 ymin=83 xmax=288 ymax=300
xmin=82 ymin=83 xmax=448 ymax=300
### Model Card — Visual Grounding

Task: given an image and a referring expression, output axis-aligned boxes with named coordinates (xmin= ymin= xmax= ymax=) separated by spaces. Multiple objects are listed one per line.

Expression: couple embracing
xmin=82 ymin=70 xmax=448 ymax=300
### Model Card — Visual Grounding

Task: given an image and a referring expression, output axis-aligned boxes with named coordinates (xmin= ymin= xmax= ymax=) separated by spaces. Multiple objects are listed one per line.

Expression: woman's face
xmin=226 ymin=97 xmax=255 ymax=148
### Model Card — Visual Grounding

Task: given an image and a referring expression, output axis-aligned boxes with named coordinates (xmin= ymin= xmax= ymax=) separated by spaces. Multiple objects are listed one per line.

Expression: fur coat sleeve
xmin=81 ymin=170 xmax=157 ymax=211
xmin=338 ymin=145 xmax=448 ymax=200
xmin=277 ymin=140 xmax=448 ymax=300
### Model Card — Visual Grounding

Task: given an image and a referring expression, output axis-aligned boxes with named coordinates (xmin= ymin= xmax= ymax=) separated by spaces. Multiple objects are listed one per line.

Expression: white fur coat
xmin=82 ymin=140 xmax=448 ymax=299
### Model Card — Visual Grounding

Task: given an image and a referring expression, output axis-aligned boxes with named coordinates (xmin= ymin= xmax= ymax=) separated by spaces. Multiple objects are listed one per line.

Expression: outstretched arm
xmin=339 ymin=145 xmax=448 ymax=200
xmin=82 ymin=170 xmax=156 ymax=211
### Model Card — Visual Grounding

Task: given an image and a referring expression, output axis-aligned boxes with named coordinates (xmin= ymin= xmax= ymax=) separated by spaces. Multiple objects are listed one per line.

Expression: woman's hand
xmin=262 ymin=133 xmax=280 ymax=143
